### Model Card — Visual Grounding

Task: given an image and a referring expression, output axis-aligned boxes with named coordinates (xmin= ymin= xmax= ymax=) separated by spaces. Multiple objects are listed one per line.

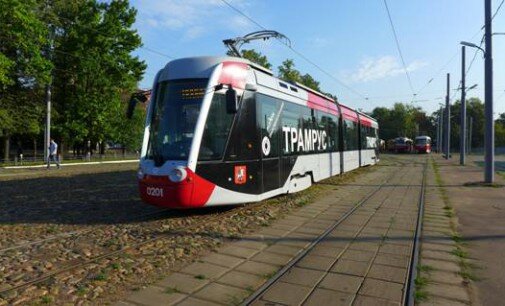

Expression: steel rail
xmin=0 ymin=199 xmax=270 ymax=296
xmin=404 ymin=157 xmax=428 ymax=306
xmin=0 ymin=209 xmax=172 ymax=254
xmin=243 ymin=165 xmax=402 ymax=305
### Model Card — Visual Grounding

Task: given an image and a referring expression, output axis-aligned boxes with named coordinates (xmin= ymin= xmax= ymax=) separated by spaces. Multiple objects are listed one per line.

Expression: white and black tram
xmin=135 ymin=56 xmax=379 ymax=208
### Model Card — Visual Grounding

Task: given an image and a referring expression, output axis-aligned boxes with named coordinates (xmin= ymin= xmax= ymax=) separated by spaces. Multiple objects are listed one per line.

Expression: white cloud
xmin=308 ymin=37 xmax=330 ymax=49
xmin=135 ymin=0 xmax=252 ymax=40
xmin=350 ymin=55 xmax=428 ymax=82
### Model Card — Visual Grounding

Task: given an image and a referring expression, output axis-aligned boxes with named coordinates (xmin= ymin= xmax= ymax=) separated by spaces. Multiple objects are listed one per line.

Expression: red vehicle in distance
xmin=393 ymin=137 xmax=412 ymax=153
xmin=414 ymin=136 xmax=432 ymax=153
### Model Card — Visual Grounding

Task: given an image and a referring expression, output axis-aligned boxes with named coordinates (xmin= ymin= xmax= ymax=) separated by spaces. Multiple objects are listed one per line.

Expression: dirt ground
xmin=436 ymin=155 xmax=505 ymax=306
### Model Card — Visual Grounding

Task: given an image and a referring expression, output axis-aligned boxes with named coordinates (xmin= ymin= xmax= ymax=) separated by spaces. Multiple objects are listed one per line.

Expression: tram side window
xmin=360 ymin=125 xmax=369 ymax=149
xmin=225 ymin=91 xmax=258 ymax=161
xmin=258 ymin=94 xmax=282 ymax=158
xmin=327 ymin=114 xmax=339 ymax=152
xmin=198 ymin=94 xmax=235 ymax=161
xmin=343 ymin=119 xmax=359 ymax=151
xmin=318 ymin=112 xmax=339 ymax=152
xmin=360 ymin=125 xmax=378 ymax=150
xmin=281 ymin=102 xmax=301 ymax=155
xmin=301 ymin=107 xmax=315 ymax=154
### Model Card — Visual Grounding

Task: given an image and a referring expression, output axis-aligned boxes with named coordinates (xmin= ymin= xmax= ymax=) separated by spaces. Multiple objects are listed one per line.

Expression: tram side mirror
xmin=127 ymin=92 xmax=149 ymax=119
xmin=126 ymin=95 xmax=138 ymax=119
xmin=226 ymin=85 xmax=238 ymax=114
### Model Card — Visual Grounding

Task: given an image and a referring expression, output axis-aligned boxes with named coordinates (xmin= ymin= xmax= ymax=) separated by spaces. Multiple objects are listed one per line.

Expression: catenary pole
xmin=438 ymin=106 xmax=444 ymax=154
xmin=460 ymin=46 xmax=466 ymax=165
xmin=444 ymin=73 xmax=450 ymax=159
xmin=436 ymin=112 xmax=440 ymax=153
xmin=468 ymin=117 xmax=473 ymax=154
xmin=484 ymin=0 xmax=494 ymax=183
xmin=44 ymin=2 xmax=53 ymax=163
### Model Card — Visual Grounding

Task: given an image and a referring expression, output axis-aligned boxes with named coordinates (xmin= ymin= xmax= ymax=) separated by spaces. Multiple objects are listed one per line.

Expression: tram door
xmin=257 ymin=95 xmax=281 ymax=193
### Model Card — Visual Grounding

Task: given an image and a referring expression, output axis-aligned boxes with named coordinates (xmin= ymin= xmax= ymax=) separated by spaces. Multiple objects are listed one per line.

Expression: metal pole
xmin=484 ymin=0 xmax=494 ymax=183
xmin=44 ymin=2 xmax=53 ymax=164
xmin=45 ymin=82 xmax=51 ymax=164
xmin=444 ymin=73 xmax=451 ymax=159
xmin=436 ymin=112 xmax=440 ymax=153
xmin=460 ymin=46 xmax=466 ymax=165
xmin=468 ymin=117 xmax=473 ymax=154
xmin=438 ymin=106 xmax=444 ymax=153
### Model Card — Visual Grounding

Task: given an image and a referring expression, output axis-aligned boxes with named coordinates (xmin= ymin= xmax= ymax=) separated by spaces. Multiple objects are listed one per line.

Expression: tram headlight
xmin=168 ymin=166 xmax=187 ymax=183
xmin=137 ymin=167 xmax=145 ymax=180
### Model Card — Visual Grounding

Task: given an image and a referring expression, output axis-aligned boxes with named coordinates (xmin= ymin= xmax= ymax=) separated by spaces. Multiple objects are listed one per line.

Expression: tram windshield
xmin=415 ymin=138 xmax=430 ymax=145
xmin=147 ymin=79 xmax=208 ymax=162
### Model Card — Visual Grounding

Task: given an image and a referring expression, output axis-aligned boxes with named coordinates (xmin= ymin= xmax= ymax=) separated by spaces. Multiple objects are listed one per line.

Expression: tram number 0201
xmin=146 ymin=187 xmax=164 ymax=197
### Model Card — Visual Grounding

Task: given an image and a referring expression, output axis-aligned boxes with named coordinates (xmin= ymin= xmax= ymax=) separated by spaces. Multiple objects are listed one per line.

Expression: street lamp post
xmin=459 ymin=0 xmax=494 ymax=183
xmin=460 ymin=46 xmax=466 ymax=165
xmin=484 ymin=0 xmax=494 ymax=183
xmin=444 ymin=73 xmax=450 ymax=159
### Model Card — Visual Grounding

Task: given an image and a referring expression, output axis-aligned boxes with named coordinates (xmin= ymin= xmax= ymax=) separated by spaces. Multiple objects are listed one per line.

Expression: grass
xmin=40 ymin=295 xmax=53 ymax=304
xmin=46 ymin=225 xmax=58 ymax=234
xmin=418 ymin=264 xmax=434 ymax=273
xmin=262 ymin=271 xmax=278 ymax=279
xmin=431 ymin=157 xmax=477 ymax=283
xmin=94 ymin=272 xmax=107 ymax=281
xmin=164 ymin=287 xmax=180 ymax=294
xmin=414 ymin=289 xmax=429 ymax=302
xmin=414 ymin=271 xmax=430 ymax=302
xmin=76 ymin=286 xmax=87 ymax=296
xmin=227 ymin=294 xmax=243 ymax=306
xmin=451 ymin=247 xmax=468 ymax=259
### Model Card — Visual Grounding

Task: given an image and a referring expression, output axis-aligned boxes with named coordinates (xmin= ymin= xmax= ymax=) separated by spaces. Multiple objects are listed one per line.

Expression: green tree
xmin=278 ymin=59 xmax=322 ymax=91
xmin=495 ymin=123 xmax=505 ymax=147
xmin=371 ymin=103 xmax=434 ymax=141
xmin=227 ymin=49 xmax=272 ymax=69
xmin=496 ymin=113 xmax=505 ymax=126
xmin=0 ymin=0 xmax=51 ymax=160
xmin=50 ymin=0 xmax=146 ymax=154
xmin=278 ymin=59 xmax=301 ymax=83
xmin=300 ymin=73 xmax=321 ymax=91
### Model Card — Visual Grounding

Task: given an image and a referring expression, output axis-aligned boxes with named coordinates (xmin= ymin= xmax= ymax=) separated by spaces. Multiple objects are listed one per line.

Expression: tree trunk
xmin=3 ymin=134 xmax=10 ymax=162
xmin=33 ymin=138 xmax=37 ymax=161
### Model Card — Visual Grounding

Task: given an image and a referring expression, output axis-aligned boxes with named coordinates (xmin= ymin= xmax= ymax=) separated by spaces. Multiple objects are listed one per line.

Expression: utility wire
xmin=219 ymin=0 xmax=369 ymax=101
xmin=382 ymin=0 xmax=415 ymax=98
xmin=422 ymin=0 xmax=504 ymax=103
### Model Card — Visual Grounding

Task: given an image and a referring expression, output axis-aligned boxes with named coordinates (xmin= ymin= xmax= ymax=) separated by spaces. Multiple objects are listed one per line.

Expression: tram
xmin=393 ymin=137 xmax=413 ymax=153
xmin=414 ymin=136 xmax=432 ymax=153
xmin=133 ymin=56 xmax=379 ymax=208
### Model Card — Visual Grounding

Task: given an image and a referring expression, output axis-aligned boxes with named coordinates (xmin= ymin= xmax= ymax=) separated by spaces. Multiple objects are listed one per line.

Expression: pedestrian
xmin=16 ymin=143 xmax=23 ymax=164
xmin=47 ymin=138 xmax=60 ymax=169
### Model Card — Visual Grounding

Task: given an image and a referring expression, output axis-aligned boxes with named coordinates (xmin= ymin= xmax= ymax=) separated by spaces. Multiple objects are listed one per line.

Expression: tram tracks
xmin=0 ymin=157 xmax=412 ymax=304
xmin=0 ymin=209 xmax=172 ymax=255
xmin=243 ymin=157 xmax=428 ymax=305
xmin=404 ymin=158 xmax=428 ymax=306
xmin=0 ymin=197 xmax=283 ymax=300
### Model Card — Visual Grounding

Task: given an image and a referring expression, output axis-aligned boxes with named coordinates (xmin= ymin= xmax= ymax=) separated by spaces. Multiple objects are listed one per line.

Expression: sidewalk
xmin=1 ymin=159 xmax=138 ymax=170
xmin=425 ymin=155 xmax=505 ymax=305
xmin=115 ymin=155 xmax=425 ymax=306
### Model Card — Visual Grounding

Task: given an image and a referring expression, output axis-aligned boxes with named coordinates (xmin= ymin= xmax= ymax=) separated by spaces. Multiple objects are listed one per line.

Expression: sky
xmin=129 ymin=0 xmax=505 ymax=116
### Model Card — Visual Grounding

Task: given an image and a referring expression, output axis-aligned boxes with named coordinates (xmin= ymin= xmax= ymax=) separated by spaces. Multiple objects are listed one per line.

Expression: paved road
xmin=118 ymin=154 xmax=428 ymax=305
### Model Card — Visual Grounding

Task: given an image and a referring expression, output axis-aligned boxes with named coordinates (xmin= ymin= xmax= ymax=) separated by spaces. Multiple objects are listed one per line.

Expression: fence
xmin=0 ymin=152 xmax=139 ymax=167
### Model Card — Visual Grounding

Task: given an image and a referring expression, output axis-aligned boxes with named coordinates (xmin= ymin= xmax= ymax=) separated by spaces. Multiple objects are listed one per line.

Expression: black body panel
xmin=196 ymin=160 xmax=261 ymax=194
